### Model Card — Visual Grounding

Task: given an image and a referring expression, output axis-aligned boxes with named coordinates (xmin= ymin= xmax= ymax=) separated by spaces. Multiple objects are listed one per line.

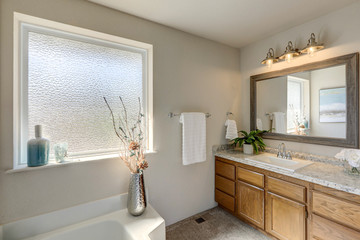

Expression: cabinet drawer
xmin=312 ymin=191 xmax=360 ymax=231
xmin=215 ymin=175 xmax=235 ymax=196
xmin=215 ymin=189 xmax=235 ymax=212
xmin=237 ymin=167 xmax=264 ymax=188
xmin=215 ymin=160 xmax=235 ymax=180
xmin=268 ymin=177 xmax=306 ymax=203
xmin=311 ymin=214 xmax=360 ymax=240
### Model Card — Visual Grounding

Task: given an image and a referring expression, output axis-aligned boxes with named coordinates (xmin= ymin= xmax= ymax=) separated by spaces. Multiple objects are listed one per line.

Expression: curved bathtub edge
xmin=1 ymin=193 xmax=165 ymax=240
xmin=21 ymin=204 xmax=165 ymax=240
xmin=2 ymin=193 xmax=128 ymax=240
xmin=148 ymin=220 xmax=165 ymax=240
xmin=123 ymin=205 xmax=165 ymax=240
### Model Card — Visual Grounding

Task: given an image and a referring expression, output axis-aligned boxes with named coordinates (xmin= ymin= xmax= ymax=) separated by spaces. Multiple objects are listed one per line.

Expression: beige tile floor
xmin=166 ymin=207 xmax=271 ymax=240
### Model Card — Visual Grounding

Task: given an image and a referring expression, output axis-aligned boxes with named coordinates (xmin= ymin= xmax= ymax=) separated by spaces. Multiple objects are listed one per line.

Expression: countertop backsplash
xmin=213 ymin=144 xmax=344 ymax=167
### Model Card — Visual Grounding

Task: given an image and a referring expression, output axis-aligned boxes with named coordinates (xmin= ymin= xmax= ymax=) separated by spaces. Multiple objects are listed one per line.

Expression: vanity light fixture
xmin=278 ymin=41 xmax=300 ymax=63
xmin=260 ymin=34 xmax=325 ymax=67
xmin=300 ymin=33 xmax=324 ymax=57
xmin=261 ymin=48 xmax=278 ymax=68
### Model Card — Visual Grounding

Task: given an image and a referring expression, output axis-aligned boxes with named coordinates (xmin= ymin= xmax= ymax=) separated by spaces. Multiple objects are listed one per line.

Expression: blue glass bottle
xmin=302 ymin=117 xmax=309 ymax=129
xmin=27 ymin=125 xmax=50 ymax=167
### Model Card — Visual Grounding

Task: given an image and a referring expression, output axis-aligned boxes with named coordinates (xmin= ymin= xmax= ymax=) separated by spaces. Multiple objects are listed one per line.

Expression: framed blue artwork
xmin=319 ymin=87 xmax=346 ymax=123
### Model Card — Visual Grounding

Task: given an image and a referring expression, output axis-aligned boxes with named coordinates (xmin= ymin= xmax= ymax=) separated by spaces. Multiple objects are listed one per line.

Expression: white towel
xmin=179 ymin=112 xmax=206 ymax=165
xmin=272 ymin=112 xmax=286 ymax=134
xmin=225 ymin=119 xmax=238 ymax=140
xmin=256 ymin=118 xmax=263 ymax=131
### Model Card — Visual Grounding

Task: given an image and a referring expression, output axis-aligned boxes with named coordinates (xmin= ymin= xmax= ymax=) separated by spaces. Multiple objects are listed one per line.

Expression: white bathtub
xmin=35 ymin=220 xmax=131 ymax=240
xmin=0 ymin=194 xmax=165 ymax=240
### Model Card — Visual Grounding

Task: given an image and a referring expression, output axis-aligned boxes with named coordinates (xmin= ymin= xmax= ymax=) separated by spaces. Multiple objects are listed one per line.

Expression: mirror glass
xmin=256 ymin=64 xmax=346 ymax=139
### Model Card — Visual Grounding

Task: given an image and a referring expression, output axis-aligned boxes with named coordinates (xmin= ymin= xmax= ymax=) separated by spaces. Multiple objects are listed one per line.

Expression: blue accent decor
xmin=27 ymin=125 xmax=50 ymax=167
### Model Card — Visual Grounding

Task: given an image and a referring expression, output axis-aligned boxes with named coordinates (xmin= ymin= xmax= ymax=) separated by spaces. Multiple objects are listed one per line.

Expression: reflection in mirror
xmin=256 ymin=64 xmax=346 ymax=139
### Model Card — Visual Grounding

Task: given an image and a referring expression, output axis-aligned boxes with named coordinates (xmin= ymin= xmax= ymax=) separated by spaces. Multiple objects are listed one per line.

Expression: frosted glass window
xmin=25 ymin=31 xmax=145 ymax=163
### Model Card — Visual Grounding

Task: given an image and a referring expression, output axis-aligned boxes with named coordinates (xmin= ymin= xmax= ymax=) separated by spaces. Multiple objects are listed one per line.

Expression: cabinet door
xmin=266 ymin=192 xmax=306 ymax=240
xmin=237 ymin=181 xmax=264 ymax=229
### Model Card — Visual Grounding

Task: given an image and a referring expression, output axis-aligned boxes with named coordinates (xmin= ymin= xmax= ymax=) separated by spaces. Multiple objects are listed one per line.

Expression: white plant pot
xmin=243 ymin=144 xmax=253 ymax=155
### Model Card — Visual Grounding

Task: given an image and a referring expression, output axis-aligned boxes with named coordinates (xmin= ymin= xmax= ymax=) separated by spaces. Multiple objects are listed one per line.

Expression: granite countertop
xmin=215 ymin=149 xmax=360 ymax=196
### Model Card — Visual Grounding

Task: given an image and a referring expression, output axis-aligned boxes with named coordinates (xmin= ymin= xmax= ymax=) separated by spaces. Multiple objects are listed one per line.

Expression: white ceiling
xmin=89 ymin=0 xmax=358 ymax=48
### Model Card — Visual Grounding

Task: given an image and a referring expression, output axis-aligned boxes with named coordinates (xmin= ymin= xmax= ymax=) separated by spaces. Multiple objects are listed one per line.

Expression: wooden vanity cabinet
xmin=266 ymin=192 xmax=306 ymax=240
xmin=311 ymin=214 xmax=360 ymax=240
xmin=215 ymin=158 xmax=236 ymax=212
xmin=266 ymin=177 xmax=307 ymax=240
xmin=236 ymin=167 xmax=265 ymax=229
xmin=310 ymin=185 xmax=360 ymax=240
xmin=215 ymin=157 xmax=307 ymax=240
xmin=215 ymin=156 xmax=360 ymax=240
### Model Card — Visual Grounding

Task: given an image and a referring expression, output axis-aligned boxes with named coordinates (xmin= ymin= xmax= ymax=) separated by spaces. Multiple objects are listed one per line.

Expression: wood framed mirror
xmin=250 ymin=53 xmax=359 ymax=148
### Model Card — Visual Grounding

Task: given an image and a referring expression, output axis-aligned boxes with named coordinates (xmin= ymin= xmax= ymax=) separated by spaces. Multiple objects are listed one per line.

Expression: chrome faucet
xmin=277 ymin=143 xmax=292 ymax=160
xmin=277 ymin=143 xmax=285 ymax=158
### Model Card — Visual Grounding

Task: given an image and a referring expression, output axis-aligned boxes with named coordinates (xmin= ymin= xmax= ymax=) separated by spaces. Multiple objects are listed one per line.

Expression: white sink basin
xmin=245 ymin=153 xmax=313 ymax=172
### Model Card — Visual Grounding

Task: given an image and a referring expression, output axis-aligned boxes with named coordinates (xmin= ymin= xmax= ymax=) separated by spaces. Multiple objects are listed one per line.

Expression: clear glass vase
xmin=344 ymin=161 xmax=360 ymax=176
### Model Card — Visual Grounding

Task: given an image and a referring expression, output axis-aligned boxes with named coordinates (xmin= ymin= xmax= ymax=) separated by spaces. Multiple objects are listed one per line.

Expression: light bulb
xmin=266 ymin=59 xmax=273 ymax=68
xmin=308 ymin=47 xmax=315 ymax=57
xmin=285 ymin=53 xmax=293 ymax=63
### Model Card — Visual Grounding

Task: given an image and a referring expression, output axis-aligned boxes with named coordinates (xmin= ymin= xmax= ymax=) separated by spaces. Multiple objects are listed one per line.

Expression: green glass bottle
xmin=27 ymin=125 xmax=50 ymax=167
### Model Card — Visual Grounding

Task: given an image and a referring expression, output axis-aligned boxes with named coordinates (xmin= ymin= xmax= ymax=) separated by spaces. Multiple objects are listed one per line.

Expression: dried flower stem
xmin=104 ymin=96 xmax=148 ymax=173
xmin=103 ymin=97 xmax=122 ymax=140
xmin=119 ymin=96 xmax=133 ymax=140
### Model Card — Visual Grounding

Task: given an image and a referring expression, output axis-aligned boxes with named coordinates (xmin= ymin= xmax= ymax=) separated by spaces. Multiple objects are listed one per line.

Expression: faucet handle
xmin=277 ymin=144 xmax=282 ymax=158
xmin=286 ymin=151 xmax=292 ymax=160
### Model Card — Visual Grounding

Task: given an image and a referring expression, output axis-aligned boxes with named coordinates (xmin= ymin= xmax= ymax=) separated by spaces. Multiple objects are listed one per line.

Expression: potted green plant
xmin=232 ymin=130 xmax=267 ymax=154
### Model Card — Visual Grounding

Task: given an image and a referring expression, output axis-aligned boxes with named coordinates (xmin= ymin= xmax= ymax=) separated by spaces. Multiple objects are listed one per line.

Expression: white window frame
xmin=13 ymin=12 xmax=153 ymax=169
xmin=287 ymin=76 xmax=309 ymax=132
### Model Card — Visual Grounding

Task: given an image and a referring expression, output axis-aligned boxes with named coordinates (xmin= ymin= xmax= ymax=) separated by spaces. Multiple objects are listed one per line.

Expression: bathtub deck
xmin=1 ymin=193 xmax=165 ymax=240
xmin=23 ymin=205 xmax=165 ymax=240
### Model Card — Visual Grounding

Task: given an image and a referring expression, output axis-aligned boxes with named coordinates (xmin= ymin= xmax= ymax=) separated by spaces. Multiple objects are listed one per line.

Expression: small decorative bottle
xmin=27 ymin=125 xmax=50 ymax=167
xmin=302 ymin=117 xmax=309 ymax=129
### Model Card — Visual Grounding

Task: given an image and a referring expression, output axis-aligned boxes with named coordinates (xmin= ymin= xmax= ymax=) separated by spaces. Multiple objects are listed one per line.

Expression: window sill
xmin=6 ymin=151 xmax=157 ymax=174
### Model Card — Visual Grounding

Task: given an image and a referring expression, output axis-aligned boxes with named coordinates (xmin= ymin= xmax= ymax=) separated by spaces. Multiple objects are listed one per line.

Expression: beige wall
xmin=256 ymin=76 xmax=287 ymax=131
xmin=239 ymin=1 xmax=360 ymax=156
xmin=0 ymin=0 xmax=241 ymax=225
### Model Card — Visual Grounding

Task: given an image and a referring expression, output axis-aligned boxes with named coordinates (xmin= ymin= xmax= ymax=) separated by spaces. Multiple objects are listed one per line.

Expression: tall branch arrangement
xmin=104 ymin=97 xmax=148 ymax=173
